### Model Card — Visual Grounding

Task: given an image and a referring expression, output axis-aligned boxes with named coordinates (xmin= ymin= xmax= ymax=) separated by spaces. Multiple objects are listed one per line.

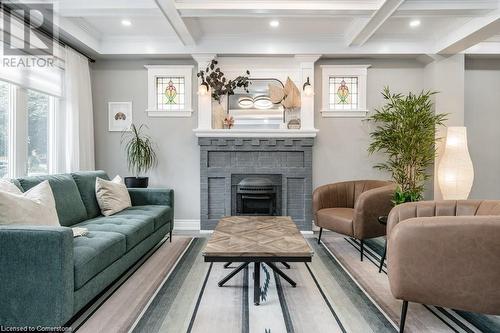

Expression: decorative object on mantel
xmin=223 ymin=115 xmax=234 ymax=129
xmin=121 ymin=123 xmax=158 ymax=188
xmin=287 ymin=119 xmax=301 ymax=129
xmin=269 ymin=77 xmax=302 ymax=129
xmin=367 ymin=87 xmax=447 ymax=205
xmin=108 ymin=102 xmax=132 ymax=132
xmin=196 ymin=59 xmax=251 ymax=129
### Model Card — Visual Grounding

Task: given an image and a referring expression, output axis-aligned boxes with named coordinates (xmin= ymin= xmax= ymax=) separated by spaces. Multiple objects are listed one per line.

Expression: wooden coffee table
xmin=202 ymin=216 xmax=313 ymax=305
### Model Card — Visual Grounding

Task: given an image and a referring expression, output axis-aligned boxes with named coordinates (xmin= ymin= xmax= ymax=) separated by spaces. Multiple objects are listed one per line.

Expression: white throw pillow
xmin=0 ymin=180 xmax=60 ymax=226
xmin=95 ymin=175 xmax=131 ymax=216
xmin=0 ymin=179 xmax=22 ymax=195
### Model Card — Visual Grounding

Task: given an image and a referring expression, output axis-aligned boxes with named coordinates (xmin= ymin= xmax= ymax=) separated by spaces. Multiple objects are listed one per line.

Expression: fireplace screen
xmin=234 ymin=177 xmax=278 ymax=216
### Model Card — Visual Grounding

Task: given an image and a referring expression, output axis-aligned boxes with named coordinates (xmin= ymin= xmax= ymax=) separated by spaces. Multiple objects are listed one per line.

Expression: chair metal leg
xmin=400 ymin=300 xmax=408 ymax=333
xmin=318 ymin=227 xmax=323 ymax=244
xmin=254 ymin=262 xmax=261 ymax=305
xmin=360 ymin=239 xmax=364 ymax=261
xmin=379 ymin=241 xmax=387 ymax=273
xmin=169 ymin=230 xmax=172 ymax=242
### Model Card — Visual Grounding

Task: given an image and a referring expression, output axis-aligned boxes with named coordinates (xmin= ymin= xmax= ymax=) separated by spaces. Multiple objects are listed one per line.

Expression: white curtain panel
xmin=64 ymin=47 xmax=95 ymax=172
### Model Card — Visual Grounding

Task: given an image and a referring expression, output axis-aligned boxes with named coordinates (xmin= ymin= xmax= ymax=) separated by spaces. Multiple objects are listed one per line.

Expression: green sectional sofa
xmin=0 ymin=171 xmax=174 ymax=328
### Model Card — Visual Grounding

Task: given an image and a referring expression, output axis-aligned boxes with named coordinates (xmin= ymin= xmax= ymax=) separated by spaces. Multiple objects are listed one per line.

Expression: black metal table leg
xmin=218 ymin=262 xmax=249 ymax=287
xmin=254 ymin=262 xmax=261 ymax=305
xmin=379 ymin=241 xmax=387 ymax=273
xmin=281 ymin=262 xmax=290 ymax=269
xmin=224 ymin=262 xmax=232 ymax=268
xmin=266 ymin=262 xmax=296 ymax=287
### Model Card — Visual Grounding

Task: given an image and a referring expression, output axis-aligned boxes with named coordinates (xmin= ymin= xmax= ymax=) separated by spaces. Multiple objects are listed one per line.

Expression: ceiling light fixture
xmin=269 ymin=20 xmax=280 ymax=28
xmin=409 ymin=19 xmax=421 ymax=28
xmin=121 ymin=19 xmax=132 ymax=27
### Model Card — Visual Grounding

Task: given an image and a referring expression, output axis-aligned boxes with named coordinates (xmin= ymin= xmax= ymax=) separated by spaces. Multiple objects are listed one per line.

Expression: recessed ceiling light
xmin=121 ymin=19 xmax=132 ymax=27
xmin=409 ymin=19 xmax=421 ymax=28
xmin=269 ymin=20 xmax=280 ymax=28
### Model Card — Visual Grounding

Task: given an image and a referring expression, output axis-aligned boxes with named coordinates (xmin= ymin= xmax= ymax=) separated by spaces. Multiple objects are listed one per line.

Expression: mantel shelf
xmin=193 ymin=128 xmax=319 ymax=138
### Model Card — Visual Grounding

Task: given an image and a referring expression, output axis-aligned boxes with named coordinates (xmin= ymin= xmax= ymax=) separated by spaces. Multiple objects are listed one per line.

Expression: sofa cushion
xmin=73 ymin=231 xmax=126 ymax=290
xmin=76 ymin=213 xmax=155 ymax=251
xmin=17 ymin=174 xmax=87 ymax=226
xmin=317 ymin=208 xmax=354 ymax=237
xmin=72 ymin=171 xmax=110 ymax=219
xmin=115 ymin=205 xmax=173 ymax=230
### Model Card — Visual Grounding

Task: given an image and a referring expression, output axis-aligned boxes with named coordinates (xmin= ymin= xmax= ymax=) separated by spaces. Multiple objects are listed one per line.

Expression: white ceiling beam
xmin=435 ymin=9 xmax=500 ymax=54
xmin=176 ymin=1 xmax=379 ymax=17
xmin=348 ymin=0 xmax=406 ymax=46
xmin=395 ymin=0 xmax=498 ymax=17
xmin=155 ymin=0 xmax=195 ymax=46
xmin=57 ymin=17 xmax=101 ymax=53
xmin=56 ymin=0 xmax=158 ymax=17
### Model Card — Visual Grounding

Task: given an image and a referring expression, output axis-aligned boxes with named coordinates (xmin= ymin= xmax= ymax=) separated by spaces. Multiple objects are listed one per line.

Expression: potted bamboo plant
xmin=367 ymin=87 xmax=447 ymax=204
xmin=122 ymin=124 xmax=158 ymax=188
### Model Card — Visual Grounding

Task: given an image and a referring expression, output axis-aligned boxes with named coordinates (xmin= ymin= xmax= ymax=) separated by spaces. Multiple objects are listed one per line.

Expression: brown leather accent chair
xmin=387 ymin=200 xmax=500 ymax=332
xmin=313 ymin=180 xmax=396 ymax=260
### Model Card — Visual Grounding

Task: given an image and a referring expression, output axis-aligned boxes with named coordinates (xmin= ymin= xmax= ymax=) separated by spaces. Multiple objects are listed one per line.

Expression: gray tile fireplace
xmin=199 ymin=137 xmax=314 ymax=231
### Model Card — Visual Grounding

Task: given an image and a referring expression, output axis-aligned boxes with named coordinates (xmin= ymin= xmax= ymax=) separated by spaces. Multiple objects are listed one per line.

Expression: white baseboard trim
xmin=173 ymin=219 xmax=201 ymax=231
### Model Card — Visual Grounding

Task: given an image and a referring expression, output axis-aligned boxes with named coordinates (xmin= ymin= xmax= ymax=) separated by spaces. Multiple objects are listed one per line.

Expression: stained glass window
xmin=329 ymin=76 xmax=358 ymax=110
xmin=156 ymin=76 xmax=185 ymax=111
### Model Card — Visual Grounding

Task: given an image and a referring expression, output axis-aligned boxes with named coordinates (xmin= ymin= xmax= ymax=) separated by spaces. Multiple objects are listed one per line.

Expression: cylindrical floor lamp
xmin=437 ymin=126 xmax=474 ymax=200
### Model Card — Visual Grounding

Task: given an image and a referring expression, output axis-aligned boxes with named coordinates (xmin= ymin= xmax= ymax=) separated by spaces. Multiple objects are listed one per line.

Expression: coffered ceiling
xmin=53 ymin=0 xmax=500 ymax=57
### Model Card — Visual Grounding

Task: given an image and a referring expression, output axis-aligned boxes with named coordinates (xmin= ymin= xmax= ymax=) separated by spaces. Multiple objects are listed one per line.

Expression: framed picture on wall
xmin=108 ymin=102 xmax=132 ymax=132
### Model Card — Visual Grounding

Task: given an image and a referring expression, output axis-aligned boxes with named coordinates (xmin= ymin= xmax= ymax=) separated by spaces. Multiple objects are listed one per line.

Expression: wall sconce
xmin=303 ymin=77 xmax=314 ymax=96
xmin=198 ymin=82 xmax=209 ymax=95
xmin=437 ymin=126 xmax=474 ymax=200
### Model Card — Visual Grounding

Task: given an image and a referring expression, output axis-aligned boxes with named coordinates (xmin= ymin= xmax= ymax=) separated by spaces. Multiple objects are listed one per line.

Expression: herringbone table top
xmin=202 ymin=216 xmax=313 ymax=258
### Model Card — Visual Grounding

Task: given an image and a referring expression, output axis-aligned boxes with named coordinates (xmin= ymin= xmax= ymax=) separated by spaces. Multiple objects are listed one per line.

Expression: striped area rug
xmin=78 ymin=235 xmax=500 ymax=333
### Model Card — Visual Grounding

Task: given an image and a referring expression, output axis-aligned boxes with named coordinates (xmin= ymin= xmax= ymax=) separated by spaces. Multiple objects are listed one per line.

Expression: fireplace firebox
xmin=235 ymin=177 xmax=277 ymax=216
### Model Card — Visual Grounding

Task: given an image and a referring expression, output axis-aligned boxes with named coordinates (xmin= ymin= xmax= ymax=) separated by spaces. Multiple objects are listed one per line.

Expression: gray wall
xmin=313 ymin=59 xmax=427 ymax=195
xmin=465 ymin=58 xmax=500 ymax=199
xmin=91 ymin=59 xmax=200 ymax=221
xmin=91 ymin=58 xmax=429 ymax=221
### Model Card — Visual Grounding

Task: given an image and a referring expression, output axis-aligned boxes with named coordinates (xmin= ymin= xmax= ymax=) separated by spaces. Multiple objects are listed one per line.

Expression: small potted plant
xmin=121 ymin=124 xmax=158 ymax=188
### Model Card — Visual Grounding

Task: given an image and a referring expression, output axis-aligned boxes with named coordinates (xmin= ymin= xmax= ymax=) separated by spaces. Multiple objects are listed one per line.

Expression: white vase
xmin=212 ymin=96 xmax=227 ymax=129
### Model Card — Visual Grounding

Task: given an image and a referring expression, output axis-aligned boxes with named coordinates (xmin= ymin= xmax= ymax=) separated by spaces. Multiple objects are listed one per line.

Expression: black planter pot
xmin=124 ymin=177 xmax=149 ymax=188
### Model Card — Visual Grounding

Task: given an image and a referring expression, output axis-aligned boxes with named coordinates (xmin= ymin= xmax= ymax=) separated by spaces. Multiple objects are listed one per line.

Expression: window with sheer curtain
xmin=0 ymin=79 xmax=57 ymax=178
xmin=1 ymin=14 xmax=94 ymax=177
xmin=0 ymin=81 xmax=10 ymax=178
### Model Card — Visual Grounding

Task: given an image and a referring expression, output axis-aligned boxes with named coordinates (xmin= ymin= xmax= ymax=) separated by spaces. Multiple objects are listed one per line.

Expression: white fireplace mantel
xmin=193 ymin=128 xmax=318 ymax=138
xmin=192 ymin=55 xmax=321 ymax=138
